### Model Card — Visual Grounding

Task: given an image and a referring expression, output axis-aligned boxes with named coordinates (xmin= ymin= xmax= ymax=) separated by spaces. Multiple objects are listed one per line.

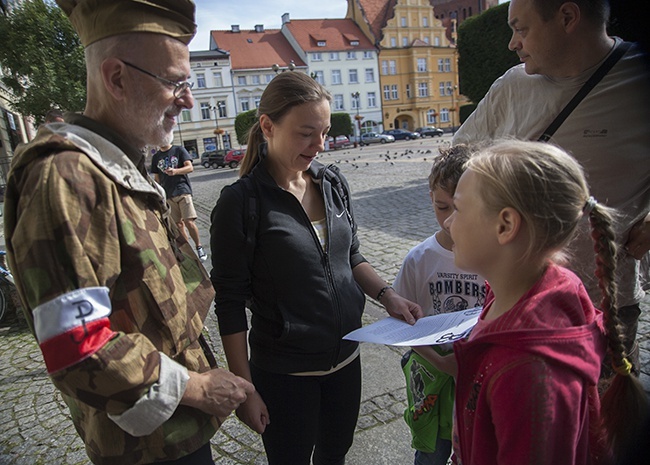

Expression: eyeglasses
xmin=121 ymin=60 xmax=193 ymax=98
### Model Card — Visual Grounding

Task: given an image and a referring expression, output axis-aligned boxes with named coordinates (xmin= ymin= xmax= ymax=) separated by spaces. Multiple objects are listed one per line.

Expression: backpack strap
xmin=240 ymin=175 xmax=259 ymax=272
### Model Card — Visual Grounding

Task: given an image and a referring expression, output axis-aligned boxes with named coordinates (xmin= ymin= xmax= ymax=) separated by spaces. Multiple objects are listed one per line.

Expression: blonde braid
xmin=589 ymin=203 xmax=648 ymax=458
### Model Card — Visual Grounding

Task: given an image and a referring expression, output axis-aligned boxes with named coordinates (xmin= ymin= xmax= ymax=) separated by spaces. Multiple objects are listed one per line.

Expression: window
xmin=349 ymin=69 xmax=358 ymax=84
xmin=444 ymin=58 xmax=452 ymax=72
xmin=427 ymin=109 xmax=437 ymax=124
xmin=331 ymin=69 xmax=342 ymax=85
xmin=368 ymin=92 xmax=376 ymax=107
xmin=440 ymin=108 xmax=450 ymax=123
xmin=391 ymin=84 xmax=398 ymax=100
xmin=440 ymin=82 xmax=447 ymax=96
xmin=406 ymin=84 xmax=411 ymax=99
xmin=196 ymin=73 xmax=206 ymax=88
xmin=237 ymin=76 xmax=247 ymax=85
xmin=381 ymin=60 xmax=388 ymax=75
xmin=200 ymin=102 xmax=210 ymax=120
xmin=217 ymin=101 xmax=227 ymax=118
xmin=401 ymin=17 xmax=407 ymax=27
xmin=317 ymin=41 xmax=326 ymax=47
xmin=181 ymin=109 xmax=191 ymax=122
xmin=383 ymin=85 xmax=391 ymax=100
xmin=423 ymin=16 xmax=429 ymax=27
xmin=347 ymin=51 xmax=356 ymax=59
xmin=313 ymin=70 xmax=325 ymax=85
xmin=240 ymin=98 xmax=250 ymax=112
xmin=334 ymin=94 xmax=344 ymax=110
xmin=254 ymin=97 xmax=261 ymax=108
xmin=389 ymin=60 xmax=397 ymax=75
xmin=265 ymin=74 xmax=274 ymax=83
xmin=213 ymin=72 xmax=223 ymax=87
xmin=446 ymin=81 xmax=453 ymax=95
xmin=434 ymin=36 xmax=440 ymax=46
xmin=424 ymin=36 xmax=430 ymax=44
xmin=438 ymin=59 xmax=444 ymax=72
xmin=418 ymin=82 xmax=428 ymax=97
xmin=251 ymin=75 xmax=260 ymax=85
xmin=417 ymin=58 xmax=427 ymax=72
xmin=365 ymin=68 xmax=375 ymax=82
xmin=363 ymin=51 xmax=373 ymax=59
xmin=330 ymin=52 xmax=340 ymax=61
xmin=390 ymin=37 xmax=396 ymax=47
xmin=402 ymin=37 xmax=409 ymax=47
xmin=312 ymin=52 xmax=322 ymax=61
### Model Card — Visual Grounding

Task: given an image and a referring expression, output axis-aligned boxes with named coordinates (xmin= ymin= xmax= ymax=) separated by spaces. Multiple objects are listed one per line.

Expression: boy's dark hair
xmin=428 ymin=144 xmax=473 ymax=194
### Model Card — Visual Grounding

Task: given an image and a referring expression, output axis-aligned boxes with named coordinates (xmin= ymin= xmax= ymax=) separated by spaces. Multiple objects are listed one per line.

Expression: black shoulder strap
xmin=538 ymin=41 xmax=631 ymax=142
xmin=240 ymin=176 xmax=259 ymax=272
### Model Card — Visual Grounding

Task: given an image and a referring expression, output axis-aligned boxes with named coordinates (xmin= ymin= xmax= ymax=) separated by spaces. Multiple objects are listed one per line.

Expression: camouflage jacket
xmin=3 ymin=115 xmax=219 ymax=464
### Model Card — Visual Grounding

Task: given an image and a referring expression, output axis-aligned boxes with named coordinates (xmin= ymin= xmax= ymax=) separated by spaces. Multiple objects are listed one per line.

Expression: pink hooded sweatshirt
xmin=452 ymin=264 xmax=609 ymax=465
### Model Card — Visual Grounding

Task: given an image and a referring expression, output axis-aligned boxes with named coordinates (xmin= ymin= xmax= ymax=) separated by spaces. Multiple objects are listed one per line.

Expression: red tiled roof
xmin=211 ymin=29 xmax=306 ymax=70
xmin=284 ymin=19 xmax=375 ymax=51
xmin=356 ymin=0 xmax=398 ymax=43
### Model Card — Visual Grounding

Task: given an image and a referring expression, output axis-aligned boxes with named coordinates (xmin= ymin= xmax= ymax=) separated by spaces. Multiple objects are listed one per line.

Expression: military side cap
xmin=56 ymin=0 xmax=196 ymax=47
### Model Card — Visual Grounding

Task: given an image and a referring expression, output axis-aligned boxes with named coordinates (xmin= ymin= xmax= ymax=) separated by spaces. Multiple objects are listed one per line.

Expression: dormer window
xmin=350 ymin=40 xmax=359 ymax=46
xmin=317 ymin=41 xmax=326 ymax=47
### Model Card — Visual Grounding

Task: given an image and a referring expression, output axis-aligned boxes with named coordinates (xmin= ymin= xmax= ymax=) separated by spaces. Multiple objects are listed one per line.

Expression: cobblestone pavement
xmin=1 ymin=137 xmax=648 ymax=464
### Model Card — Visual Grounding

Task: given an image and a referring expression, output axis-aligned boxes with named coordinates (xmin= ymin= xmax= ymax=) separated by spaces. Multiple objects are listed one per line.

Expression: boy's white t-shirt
xmin=394 ymin=234 xmax=486 ymax=316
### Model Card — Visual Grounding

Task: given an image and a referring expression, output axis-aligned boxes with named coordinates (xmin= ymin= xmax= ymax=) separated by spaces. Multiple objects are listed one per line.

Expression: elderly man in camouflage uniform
xmin=2 ymin=1 xmax=254 ymax=464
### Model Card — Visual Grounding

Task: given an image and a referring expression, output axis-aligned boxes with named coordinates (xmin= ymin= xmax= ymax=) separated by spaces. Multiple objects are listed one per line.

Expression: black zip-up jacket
xmin=210 ymin=157 xmax=367 ymax=373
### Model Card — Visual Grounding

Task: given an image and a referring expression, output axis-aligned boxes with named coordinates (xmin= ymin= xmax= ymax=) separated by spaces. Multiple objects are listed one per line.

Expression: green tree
xmin=0 ymin=0 xmax=86 ymax=123
xmin=330 ymin=112 xmax=353 ymax=137
xmin=234 ymin=109 xmax=257 ymax=145
xmin=456 ymin=2 xmax=519 ymax=105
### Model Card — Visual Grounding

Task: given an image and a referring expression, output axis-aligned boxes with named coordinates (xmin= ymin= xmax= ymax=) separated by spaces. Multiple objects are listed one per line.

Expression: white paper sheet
xmin=343 ymin=307 xmax=482 ymax=346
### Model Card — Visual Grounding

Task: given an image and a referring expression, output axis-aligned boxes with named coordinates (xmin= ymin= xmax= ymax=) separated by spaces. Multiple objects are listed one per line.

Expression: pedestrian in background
xmin=210 ymin=71 xmax=422 ymax=465
xmin=151 ymin=142 xmax=208 ymax=261
xmin=3 ymin=1 xmax=253 ymax=464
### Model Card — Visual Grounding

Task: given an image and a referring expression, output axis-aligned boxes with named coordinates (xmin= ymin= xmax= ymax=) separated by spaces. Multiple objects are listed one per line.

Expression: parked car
xmin=225 ymin=149 xmax=245 ymax=168
xmin=200 ymin=149 xmax=227 ymax=168
xmin=415 ymin=126 xmax=444 ymax=137
xmin=360 ymin=132 xmax=395 ymax=145
xmin=326 ymin=135 xmax=351 ymax=150
xmin=382 ymin=129 xmax=421 ymax=140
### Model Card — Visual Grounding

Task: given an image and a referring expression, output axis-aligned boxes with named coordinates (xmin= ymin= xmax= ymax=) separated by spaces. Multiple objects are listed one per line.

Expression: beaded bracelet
xmin=376 ymin=285 xmax=393 ymax=301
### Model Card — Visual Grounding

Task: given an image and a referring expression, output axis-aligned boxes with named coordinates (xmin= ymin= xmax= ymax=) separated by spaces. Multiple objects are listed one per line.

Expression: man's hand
xmin=181 ymin=368 xmax=255 ymax=418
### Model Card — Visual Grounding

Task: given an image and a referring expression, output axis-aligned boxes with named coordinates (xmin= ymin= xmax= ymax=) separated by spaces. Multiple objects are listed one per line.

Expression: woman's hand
xmin=381 ymin=288 xmax=423 ymax=325
xmin=235 ymin=390 xmax=270 ymax=434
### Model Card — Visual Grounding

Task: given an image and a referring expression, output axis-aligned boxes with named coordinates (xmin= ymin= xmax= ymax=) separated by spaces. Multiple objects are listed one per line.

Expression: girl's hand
xmin=381 ymin=288 xmax=423 ymax=325
xmin=235 ymin=390 xmax=270 ymax=434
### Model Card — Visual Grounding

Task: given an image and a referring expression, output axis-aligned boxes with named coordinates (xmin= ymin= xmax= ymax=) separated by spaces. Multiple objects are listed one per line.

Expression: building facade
xmin=348 ymin=0 xmax=461 ymax=131
xmin=281 ymin=14 xmax=383 ymax=139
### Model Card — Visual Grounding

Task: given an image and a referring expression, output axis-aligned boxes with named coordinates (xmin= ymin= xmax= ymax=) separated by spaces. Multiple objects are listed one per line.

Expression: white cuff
xmin=108 ymin=353 xmax=190 ymax=436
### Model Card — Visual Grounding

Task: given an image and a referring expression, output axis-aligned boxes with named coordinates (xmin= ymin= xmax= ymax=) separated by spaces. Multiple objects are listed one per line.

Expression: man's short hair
xmin=531 ymin=0 xmax=610 ymax=25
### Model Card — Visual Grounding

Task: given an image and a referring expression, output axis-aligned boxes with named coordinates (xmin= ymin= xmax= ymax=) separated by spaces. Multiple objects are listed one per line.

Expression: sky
xmin=191 ymin=0 xmax=350 ymax=51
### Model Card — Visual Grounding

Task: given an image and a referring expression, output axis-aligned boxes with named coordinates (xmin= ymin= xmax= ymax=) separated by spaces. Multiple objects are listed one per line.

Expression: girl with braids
xmin=210 ymin=71 xmax=422 ymax=464
xmin=415 ymin=140 xmax=647 ymax=464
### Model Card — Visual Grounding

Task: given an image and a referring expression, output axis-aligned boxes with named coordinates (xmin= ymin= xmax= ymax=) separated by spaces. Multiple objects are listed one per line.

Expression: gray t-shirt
xmin=454 ymin=39 xmax=650 ymax=306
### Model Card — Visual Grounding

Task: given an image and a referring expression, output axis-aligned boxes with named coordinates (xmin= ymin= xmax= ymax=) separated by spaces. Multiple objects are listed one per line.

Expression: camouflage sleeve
xmin=9 ymin=151 xmax=166 ymax=416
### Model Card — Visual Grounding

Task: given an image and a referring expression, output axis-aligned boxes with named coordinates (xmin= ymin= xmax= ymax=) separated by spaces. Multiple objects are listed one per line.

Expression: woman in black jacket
xmin=210 ymin=72 xmax=422 ymax=465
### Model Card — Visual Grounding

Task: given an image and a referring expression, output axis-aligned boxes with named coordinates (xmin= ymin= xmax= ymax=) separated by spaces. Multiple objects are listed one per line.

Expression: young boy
xmin=394 ymin=145 xmax=486 ymax=465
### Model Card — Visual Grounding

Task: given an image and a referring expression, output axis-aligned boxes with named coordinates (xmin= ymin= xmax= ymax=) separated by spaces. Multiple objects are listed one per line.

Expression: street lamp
xmin=447 ymin=84 xmax=458 ymax=135
xmin=272 ymin=60 xmax=296 ymax=74
xmin=352 ymin=91 xmax=363 ymax=147
xmin=211 ymin=102 xmax=225 ymax=151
